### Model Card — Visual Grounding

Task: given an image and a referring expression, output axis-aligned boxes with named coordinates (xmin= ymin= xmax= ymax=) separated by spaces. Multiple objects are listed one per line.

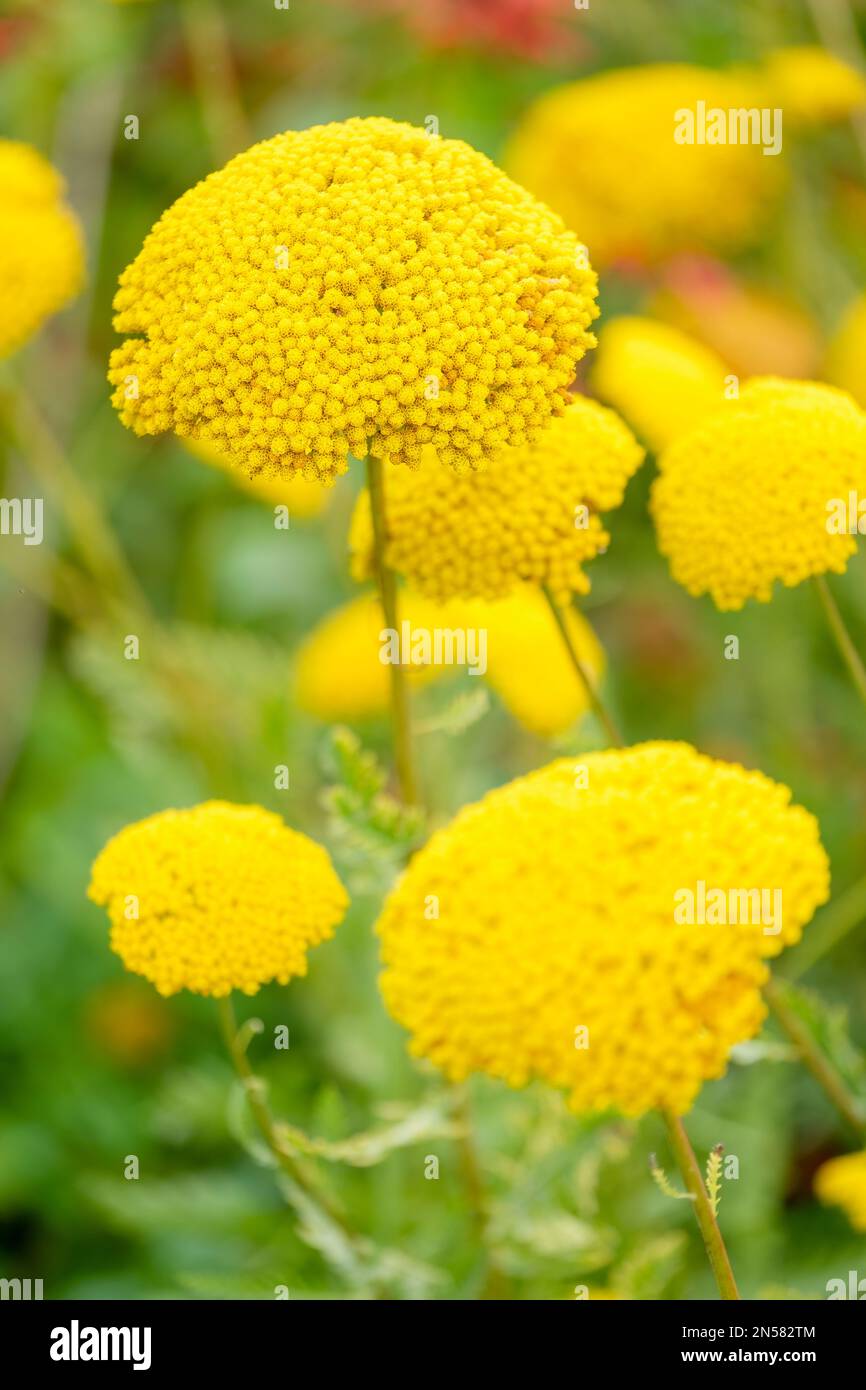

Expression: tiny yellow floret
xmin=88 ymin=801 xmax=348 ymax=997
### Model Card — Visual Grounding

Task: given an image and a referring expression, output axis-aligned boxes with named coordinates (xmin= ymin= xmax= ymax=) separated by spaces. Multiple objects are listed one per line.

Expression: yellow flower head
xmin=826 ymin=292 xmax=866 ymax=411
xmin=0 ymin=140 xmax=84 ymax=360
xmin=814 ymin=1150 xmax=866 ymax=1233
xmin=377 ymin=742 xmax=829 ymax=1116
xmin=592 ymin=316 xmax=730 ymax=453
xmin=108 ymin=117 xmax=598 ymax=481
xmin=651 ymin=378 xmax=866 ymax=610
xmin=295 ymin=584 xmax=604 ymax=737
xmin=505 ymin=65 xmax=781 ymax=268
xmin=350 ymin=396 xmax=644 ymax=601
xmin=185 ymin=437 xmax=328 ymax=517
xmin=762 ymin=46 xmax=866 ymax=127
xmin=88 ymin=801 xmax=348 ymax=997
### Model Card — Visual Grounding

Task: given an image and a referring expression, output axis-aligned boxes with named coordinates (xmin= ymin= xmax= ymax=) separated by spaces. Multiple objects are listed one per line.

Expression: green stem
xmin=216 ymin=994 xmax=355 ymax=1234
xmin=813 ymin=573 xmax=866 ymax=711
xmin=764 ymin=976 xmax=866 ymax=1143
xmin=661 ymin=1110 xmax=740 ymax=1300
xmin=180 ymin=0 xmax=250 ymax=166
xmin=453 ymin=1087 xmax=510 ymax=1300
xmin=366 ymin=454 xmax=419 ymax=806
xmin=542 ymin=586 xmax=624 ymax=747
xmin=782 ymin=871 xmax=866 ymax=981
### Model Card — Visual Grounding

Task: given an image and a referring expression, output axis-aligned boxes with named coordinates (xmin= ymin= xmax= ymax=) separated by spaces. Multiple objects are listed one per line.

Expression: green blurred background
xmin=1 ymin=0 xmax=865 ymax=1300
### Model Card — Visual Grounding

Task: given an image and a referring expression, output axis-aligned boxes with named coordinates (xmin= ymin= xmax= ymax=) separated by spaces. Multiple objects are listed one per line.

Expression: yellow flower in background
xmin=762 ymin=46 xmax=866 ymax=127
xmin=591 ymin=316 xmax=729 ymax=453
xmin=826 ymin=292 xmax=866 ymax=410
xmin=0 ymin=139 xmax=84 ymax=359
xmin=350 ymin=396 xmax=644 ymax=601
xmin=506 ymin=65 xmax=781 ymax=268
xmin=185 ymin=437 xmax=328 ymax=518
xmin=89 ymin=802 xmax=348 ymax=997
xmin=651 ymin=378 xmax=866 ymax=610
xmin=814 ymin=1150 xmax=866 ymax=1232
xmin=295 ymin=585 xmax=604 ymax=737
xmin=377 ymin=742 xmax=828 ymax=1116
xmin=296 ymin=590 xmax=443 ymax=721
xmin=109 ymin=117 xmax=598 ymax=480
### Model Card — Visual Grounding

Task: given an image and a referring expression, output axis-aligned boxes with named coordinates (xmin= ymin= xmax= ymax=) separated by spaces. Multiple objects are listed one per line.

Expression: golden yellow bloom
xmin=0 ymin=140 xmax=84 ymax=360
xmin=350 ymin=396 xmax=644 ymax=601
xmin=506 ymin=66 xmax=780 ymax=268
xmin=592 ymin=316 xmax=729 ymax=453
xmin=651 ymin=378 xmax=866 ymax=610
xmin=88 ymin=801 xmax=348 ymax=997
xmin=377 ymin=742 xmax=828 ymax=1116
xmin=185 ymin=437 xmax=328 ymax=517
xmin=814 ymin=1150 xmax=866 ymax=1233
xmin=762 ymin=46 xmax=866 ymax=127
xmin=109 ymin=117 xmax=598 ymax=481
xmin=826 ymin=292 xmax=866 ymax=410
xmin=295 ymin=584 xmax=604 ymax=737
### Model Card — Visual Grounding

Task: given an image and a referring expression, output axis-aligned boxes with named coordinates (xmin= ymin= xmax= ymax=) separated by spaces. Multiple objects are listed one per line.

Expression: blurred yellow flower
xmin=89 ymin=802 xmax=348 ymax=997
xmin=86 ymin=982 xmax=174 ymax=1066
xmin=651 ymin=378 xmax=866 ymax=610
xmin=0 ymin=139 xmax=84 ymax=359
xmin=295 ymin=584 xmax=604 ymax=737
xmin=350 ymin=397 xmax=644 ymax=602
xmin=592 ymin=316 xmax=729 ymax=453
xmin=762 ymin=46 xmax=866 ymax=127
xmin=377 ymin=742 xmax=828 ymax=1116
xmin=814 ymin=1150 xmax=866 ymax=1232
xmin=109 ymin=117 xmax=598 ymax=480
xmin=826 ymin=291 xmax=866 ymax=409
xmin=506 ymin=65 xmax=780 ymax=267
xmin=185 ymin=437 xmax=328 ymax=518
xmin=296 ymin=590 xmax=442 ymax=721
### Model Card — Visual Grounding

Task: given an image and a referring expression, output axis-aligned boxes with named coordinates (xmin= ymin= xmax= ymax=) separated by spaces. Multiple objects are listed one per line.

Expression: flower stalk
xmin=541 ymin=585 xmax=624 ymax=747
xmin=763 ymin=976 xmax=866 ymax=1143
xmin=813 ymin=573 xmax=866 ymax=712
xmin=366 ymin=453 xmax=419 ymax=806
xmin=661 ymin=1109 xmax=740 ymax=1300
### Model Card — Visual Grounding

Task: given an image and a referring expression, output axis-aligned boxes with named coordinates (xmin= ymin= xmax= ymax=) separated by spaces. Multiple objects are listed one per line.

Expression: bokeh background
xmin=1 ymin=0 xmax=866 ymax=1300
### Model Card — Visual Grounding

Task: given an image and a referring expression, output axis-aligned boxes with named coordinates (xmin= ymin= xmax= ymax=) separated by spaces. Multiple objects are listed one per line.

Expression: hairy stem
xmin=661 ymin=1110 xmax=740 ymax=1301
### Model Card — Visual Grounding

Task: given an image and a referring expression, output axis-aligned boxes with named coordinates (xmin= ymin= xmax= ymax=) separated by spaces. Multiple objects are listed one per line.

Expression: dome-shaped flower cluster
xmin=506 ymin=65 xmax=781 ymax=268
xmin=88 ymin=801 xmax=348 ymax=997
xmin=592 ymin=316 xmax=729 ymax=453
xmin=376 ymin=741 xmax=828 ymax=1116
xmin=295 ymin=583 xmax=604 ymax=736
xmin=108 ymin=117 xmax=598 ymax=481
xmin=814 ymin=1150 xmax=866 ymax=1232
xmin=0 ymin=139 xmax=84 ymax=360
xmin=350 ymin=396 xmax=644 ymax=601
xmin=651 ymin=378 xmax=866 ymax=610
